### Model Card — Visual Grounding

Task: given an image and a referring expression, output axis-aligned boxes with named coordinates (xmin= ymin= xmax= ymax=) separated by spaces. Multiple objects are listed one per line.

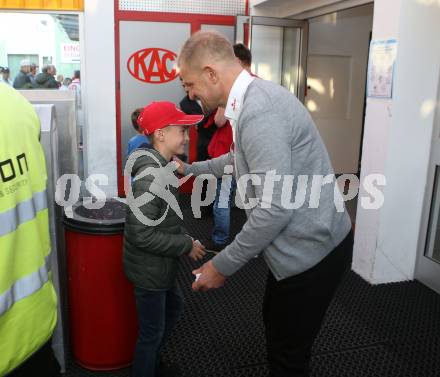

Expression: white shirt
xmin=68 ymin=79 xmax=82 ymax=108
xmin=68 ymin=79 xmax=84 ymax=127
xmin=224 ymin=69 xmax=255 ymax=144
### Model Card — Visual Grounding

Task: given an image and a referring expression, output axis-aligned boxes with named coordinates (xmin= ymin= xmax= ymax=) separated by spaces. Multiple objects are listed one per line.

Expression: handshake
xmin=189 ymin=239 xmax=207 ymax=261
xmin=186 ymin=239 xmax=227 ymax=291
xmin=187 ymin=239 xmax=227 ymax=291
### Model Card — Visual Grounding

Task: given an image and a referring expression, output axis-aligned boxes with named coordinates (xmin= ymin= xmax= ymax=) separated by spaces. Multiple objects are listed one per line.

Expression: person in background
xmin=126 ymin=108 xmax=151 ymax=157
xmin=56 ymin=74 xmax=64 ymax=88
xmin=68 ymin=70 xmax=84 ymax=145
xmin=35 ymin=65 xmax=58 ymax=89
xmin=123 ymin=101 xmax=206 ymax=377
xmin=68 ymin=70 xmax=81 ymax=100
xmin=179 ymin=77 xmax=217 ymax=217
xmin=233 ymin=43 xmax=254 ymax=75
xmin=203 ymin=107 xmax=235 ymax=252
xmin=0 ymin=83 xmax=60 ymax=377
xmin=0 ymin=67 xmax=12 ymax=85
xmin=28 ymin=63 xmax=39 ymax=87
xmin=179 ymin=81 xmax=216 ymax=163
xmin=60 ymin=77 xmax=72 ymax=91
xmin=68 ymin=70 xmax=82 ymax=113
xmin=13 ymin=59 xmax=32 ymax=89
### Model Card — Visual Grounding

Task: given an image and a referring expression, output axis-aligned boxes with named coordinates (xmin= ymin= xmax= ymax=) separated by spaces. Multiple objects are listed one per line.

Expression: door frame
xmin=415 ymin=85 xmax=440 ymax=293
xmin=236 ymin=15 xmax=308 ymax=102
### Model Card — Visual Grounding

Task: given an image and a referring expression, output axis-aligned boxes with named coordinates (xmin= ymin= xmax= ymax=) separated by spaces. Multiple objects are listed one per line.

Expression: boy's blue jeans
xmin=132 ymin=286 xmax=183 ymax=377
xmin=212 ymin=177 xmax=236 ymax=245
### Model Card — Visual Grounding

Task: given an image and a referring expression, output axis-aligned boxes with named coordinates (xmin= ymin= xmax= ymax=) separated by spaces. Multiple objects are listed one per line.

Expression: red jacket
xmin=207 ymin=117 xmax=233 ymax=158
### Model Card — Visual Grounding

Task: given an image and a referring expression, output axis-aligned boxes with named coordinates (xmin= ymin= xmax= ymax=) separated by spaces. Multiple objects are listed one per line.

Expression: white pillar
xmin=82 ymin=0 xmax=118 ymax=197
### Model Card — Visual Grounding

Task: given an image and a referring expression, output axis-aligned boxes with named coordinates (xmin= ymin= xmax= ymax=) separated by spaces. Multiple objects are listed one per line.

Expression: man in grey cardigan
xmin=177 ymin=31 xmax=353 ymax=377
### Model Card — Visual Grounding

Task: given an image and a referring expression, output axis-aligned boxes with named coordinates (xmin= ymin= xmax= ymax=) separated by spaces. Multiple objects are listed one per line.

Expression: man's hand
xmin=192 ymin=260 xmax=226 ymax=292
xmin=189 ymin=240 xmax=206 ymax=261
xmin=172 ymin=156 xmax=185 ymax=175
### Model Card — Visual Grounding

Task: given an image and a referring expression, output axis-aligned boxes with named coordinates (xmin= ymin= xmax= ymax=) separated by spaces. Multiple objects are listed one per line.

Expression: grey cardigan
xmin=185 ymin=79 xmax=352 ymax=281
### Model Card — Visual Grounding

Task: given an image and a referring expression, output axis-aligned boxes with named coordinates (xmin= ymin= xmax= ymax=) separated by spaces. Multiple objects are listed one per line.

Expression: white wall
xmin=353 ymin=0 xmax=440 ymax=284
xmin=0 ymin=13 xmax=55 ymax=71
xmin=82 ymin=0 xmax=117 ymax=197
xmin=352 ymin=0 xmax=402 ymax=282
xmin=374 ymin=0 xmax=440 ymax=282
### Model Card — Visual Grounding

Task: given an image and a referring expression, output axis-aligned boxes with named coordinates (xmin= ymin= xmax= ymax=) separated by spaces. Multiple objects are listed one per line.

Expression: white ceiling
xmin=250 ymin=0 xmax=373 ymax=19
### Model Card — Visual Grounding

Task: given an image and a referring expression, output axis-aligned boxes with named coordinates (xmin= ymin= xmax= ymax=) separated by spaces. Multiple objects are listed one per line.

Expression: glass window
xmin=0 ymin=12 xmax=80 ymax=89
xmin=0 ymin=11 xmax=84 ymax=181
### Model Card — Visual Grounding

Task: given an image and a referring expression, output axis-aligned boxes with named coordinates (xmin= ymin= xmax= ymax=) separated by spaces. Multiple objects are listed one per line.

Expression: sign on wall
xmin=127 ymin=47 xmax=178 ymax=84
xmin=119 ymin=21 xmax=190 ymax=169
xmin=367 ymin=39 xmax=398 ymax=98
xmin=115 ymin=11 xmax=236 ymax=195
xmin=60 ymin=42 xmax=80 ymax=64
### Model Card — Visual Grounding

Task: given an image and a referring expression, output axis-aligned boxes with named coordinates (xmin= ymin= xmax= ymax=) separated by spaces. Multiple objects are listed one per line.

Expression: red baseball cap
xmin=137 ymin=101 xmax=203 ymax=135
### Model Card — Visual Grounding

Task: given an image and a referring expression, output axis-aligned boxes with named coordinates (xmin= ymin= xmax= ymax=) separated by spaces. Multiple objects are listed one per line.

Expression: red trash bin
xmin=63 ymin=199 xmax=138 ymax=370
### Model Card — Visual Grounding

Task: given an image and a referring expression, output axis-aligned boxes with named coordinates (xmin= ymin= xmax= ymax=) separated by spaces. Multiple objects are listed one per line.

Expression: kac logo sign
xmin=127 ymin=47 xmax=178 ymax=84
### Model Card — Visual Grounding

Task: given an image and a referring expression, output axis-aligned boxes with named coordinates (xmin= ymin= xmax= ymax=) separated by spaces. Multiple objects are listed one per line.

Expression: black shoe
xmin=202 ymin=239 xmax=226 ymax=254
xmin=156 ymin=360 xmax=180 ymax=377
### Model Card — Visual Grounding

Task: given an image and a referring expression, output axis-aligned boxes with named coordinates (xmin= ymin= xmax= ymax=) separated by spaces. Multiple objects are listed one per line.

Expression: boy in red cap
xmin=123 ymin=101 xmax=206 ymax=377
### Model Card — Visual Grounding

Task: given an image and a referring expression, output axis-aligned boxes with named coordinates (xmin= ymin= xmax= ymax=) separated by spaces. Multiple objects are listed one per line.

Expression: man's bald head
xmin=178 ymin=31 xmax=244 ymax=112
xmin=178 ymin=31 xmax=236 ymax=71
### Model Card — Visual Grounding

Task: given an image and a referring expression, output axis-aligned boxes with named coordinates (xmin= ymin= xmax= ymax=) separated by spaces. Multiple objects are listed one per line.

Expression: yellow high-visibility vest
xmin=0 ymin=83 xmax=57 ymax=376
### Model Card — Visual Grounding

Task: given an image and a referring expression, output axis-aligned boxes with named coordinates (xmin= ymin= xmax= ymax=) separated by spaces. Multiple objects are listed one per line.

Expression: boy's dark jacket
xmin=123 ymin=148 xmax=192 ymax=289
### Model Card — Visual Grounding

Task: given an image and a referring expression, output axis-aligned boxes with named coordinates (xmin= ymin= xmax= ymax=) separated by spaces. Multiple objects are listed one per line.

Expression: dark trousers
xmin=132 ymin=286 xmax=183 ymax=377
xmin=7 ymin=339 xmax=60 ymax=377
xmin=263 ymin=231 xmax=354 ymax=377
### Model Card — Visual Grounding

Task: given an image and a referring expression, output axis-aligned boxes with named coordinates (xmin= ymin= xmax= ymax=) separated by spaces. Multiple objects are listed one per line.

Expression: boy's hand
xmin=214 ymin=107 xmax=227 ymax=128
xmin=189 ymin=240 xmax=206 ymax=261
xmin=172 ymin=156 xmax=185 ymax=175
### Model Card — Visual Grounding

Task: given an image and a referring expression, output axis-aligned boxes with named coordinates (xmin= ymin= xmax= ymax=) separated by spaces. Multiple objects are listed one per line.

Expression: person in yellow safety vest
xmin=0 ymin=83 xmax=60 ymax=377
